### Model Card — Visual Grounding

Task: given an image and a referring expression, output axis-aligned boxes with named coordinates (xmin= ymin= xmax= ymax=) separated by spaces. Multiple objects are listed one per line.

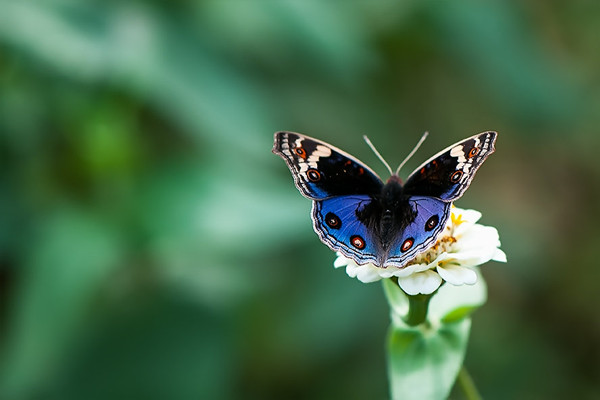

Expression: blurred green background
xmin=1 ymin=1 xmax=599 ymax=399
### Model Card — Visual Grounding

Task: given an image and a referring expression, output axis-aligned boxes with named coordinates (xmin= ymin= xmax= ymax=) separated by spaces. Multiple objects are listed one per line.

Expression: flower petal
xmin=345 ymin=262 xmax=382 ymax=283
xmin=454 ymin=225 xmax=499 ymax=250
xmin=384 ymin=262 xmax=433 ymax=279
xmin=445 ymin=249 xmax=497 ymax=268
xmin=397 ymin=270 xmax=442 ymax=295
xmin=492 ymin=248 xmax=507 ymax=262
xmin=454 ymin=208 xmax=482 ymax=224
xmin=436 ymin=264 xmax=477 ymax=286
xmin=333 ymin=254 xmax=349 ymax=268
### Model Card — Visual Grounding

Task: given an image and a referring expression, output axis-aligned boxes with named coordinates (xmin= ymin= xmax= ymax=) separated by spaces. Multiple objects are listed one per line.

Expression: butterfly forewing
xmin=273 ymin=131 xmax=383 ymax=200
xmin=403 ymin=131 xmax=497 ymax=201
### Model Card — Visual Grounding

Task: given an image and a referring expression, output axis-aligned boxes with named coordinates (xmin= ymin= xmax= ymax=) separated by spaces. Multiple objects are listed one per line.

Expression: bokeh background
xmin=1 ymin=1 xmax=599 ymax=399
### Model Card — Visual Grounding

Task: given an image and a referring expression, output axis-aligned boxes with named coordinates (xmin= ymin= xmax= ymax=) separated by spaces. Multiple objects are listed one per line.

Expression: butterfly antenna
xmin=363 ymin=135 xmax=393 ymax=176
xmin=395 ymin=131 xmax=429 ymax=175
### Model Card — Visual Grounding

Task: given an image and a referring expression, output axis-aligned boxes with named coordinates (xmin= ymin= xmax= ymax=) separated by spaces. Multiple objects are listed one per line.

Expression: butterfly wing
xmin=312 ymin=195 xmax=380 ymax=265
xmin=403 ymin=131 xmax=497 ymax=201
xmin=274 ymin=132 xmax=384 ymax=266
xmin=273 ymin=131 xmax=383 ymax=200
xmin=312 ymin=195 xmax=452 ymax=268
xmin=384 ymin=197 xmax=451 ymax=268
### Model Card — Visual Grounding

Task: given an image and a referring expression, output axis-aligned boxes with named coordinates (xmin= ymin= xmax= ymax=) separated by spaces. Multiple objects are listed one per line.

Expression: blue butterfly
xmin=273 ymin=131 xmax=497 ymax=268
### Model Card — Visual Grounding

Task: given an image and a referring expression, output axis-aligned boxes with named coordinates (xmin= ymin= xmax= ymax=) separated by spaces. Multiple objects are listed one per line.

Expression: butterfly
xmin=272 ymin=131 xmax=497 ymax=268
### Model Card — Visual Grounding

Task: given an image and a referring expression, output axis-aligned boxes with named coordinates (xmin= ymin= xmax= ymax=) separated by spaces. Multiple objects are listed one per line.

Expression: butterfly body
xmin=355 ymin=176 xmax=413 ymax=249
xmin=273 ymin=131 xmax=496 ymax=268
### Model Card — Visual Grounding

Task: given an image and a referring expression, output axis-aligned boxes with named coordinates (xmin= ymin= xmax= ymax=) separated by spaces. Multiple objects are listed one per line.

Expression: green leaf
xmin=441 ymin=306 xmax=480 ymax=324
xmin=387 ymin=318 xmax=471 ymax=400
xmin=429 ymin=268 xmax=487 ymax=323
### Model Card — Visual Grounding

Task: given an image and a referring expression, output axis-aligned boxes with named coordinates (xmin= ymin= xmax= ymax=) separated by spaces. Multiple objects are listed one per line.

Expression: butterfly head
xmin=386 ymin=174 xmax=403 ymax=185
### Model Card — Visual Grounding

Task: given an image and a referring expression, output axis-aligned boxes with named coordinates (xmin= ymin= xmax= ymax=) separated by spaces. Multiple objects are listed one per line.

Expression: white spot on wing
xmin=299 ymin=144 xmax=332 ymax=173
xmin=450 ymin=144 xmax=467 ymax=163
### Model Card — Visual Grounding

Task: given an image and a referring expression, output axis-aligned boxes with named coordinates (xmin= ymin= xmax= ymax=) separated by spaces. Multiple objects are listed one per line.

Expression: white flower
xmin=334 ymin=206 xmax=506 ymax=295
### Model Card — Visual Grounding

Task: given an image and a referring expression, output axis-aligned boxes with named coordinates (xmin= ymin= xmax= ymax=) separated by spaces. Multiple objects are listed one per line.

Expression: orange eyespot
xmin=294 ymin=147 xmax=307 ymax=159
xmin=325 ymin=212 xmax=341 ymax=229
xmin=401 ymin=238 xmax=414 ymax=252
xmin=306 ymin=169 xmax=321 ymax=182
xmin=425 ymin=215 xmax=439 ymax=232
xmin=468 ymin=147 xmax=480 ymax=158
xmin=350 ymin=235 xmax=366 ymax=249
xmin=450 ymin=170 xmax=463 ymax=183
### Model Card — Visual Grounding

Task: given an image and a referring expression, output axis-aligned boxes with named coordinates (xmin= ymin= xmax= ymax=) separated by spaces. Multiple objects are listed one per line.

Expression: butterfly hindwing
xmin=403 ymin=131 xmax=497 ymax=201
xmin=273 ymin=131 xmax=383 ymax=200
xmin=385 ymin=197 xmax=451 ymax=267
xmin=312 ymin=195 xmax=379 ymax=265
xmin=312 ymin=195 xmax=451 ymax=268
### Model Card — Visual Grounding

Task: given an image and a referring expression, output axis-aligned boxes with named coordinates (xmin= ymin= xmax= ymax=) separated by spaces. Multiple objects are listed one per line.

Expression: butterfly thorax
xmin=356 ymin=175 xmax=417 ymax=252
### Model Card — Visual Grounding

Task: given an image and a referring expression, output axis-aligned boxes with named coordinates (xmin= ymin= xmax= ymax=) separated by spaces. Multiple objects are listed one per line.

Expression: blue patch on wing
xmin=311 ymin=195 xmax=379 ymax=265
xmin=385 ymin=196 xmax=451 ymax=268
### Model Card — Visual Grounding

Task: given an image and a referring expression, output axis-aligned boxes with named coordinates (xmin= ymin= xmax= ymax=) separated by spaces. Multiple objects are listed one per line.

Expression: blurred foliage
xmin=0 ymin=0 xmax=599 ymax=399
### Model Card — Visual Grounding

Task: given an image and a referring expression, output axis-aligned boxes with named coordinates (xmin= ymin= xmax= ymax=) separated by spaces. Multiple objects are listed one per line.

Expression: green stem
xmin=457 ymin=365 xmax=482 ymax=400
xmin=403 ymin=294 xmax=432 ymax=326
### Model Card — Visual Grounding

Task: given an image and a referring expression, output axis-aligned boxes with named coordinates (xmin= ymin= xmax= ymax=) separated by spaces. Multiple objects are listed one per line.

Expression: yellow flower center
xmin=451 ymin=212 xmax=466 ymax=227
xmin=403 ymin=210 xmax=467 ymax=268
xmin=408 ymin=233 xmax=457 ymax=266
